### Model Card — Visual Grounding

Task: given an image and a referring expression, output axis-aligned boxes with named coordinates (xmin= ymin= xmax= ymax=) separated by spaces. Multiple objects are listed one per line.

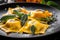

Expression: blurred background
xmin=0 ymin=0 xmax=60 ymax=9
xmin=0 ymin=0 xmax=60 ymax=4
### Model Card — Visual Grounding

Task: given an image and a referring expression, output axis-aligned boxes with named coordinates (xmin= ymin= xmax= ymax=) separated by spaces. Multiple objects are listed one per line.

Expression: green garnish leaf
xmin=41 ymin=0 xmax=46 ymax=4
xmin=0 ymin=15 xmax=16 ymax=23
xmin=21 ymin=14 xmax=28 ymax=26
xmin=47 ymin=1 xmax=60 ymax=10
xmin=47 ymin=1 xmax=58 ymax=6
xmin=30 ymin=25 xmax=35 ymax=34
xmin=40 ymin=16 xmax=56 ymax=24
xmin=13 ymin=10 xmax=24 ymax=18
xmin=40 ymin=17 xmax=49 ymax=21
xmin=13 ymin=10 xmax=28 ymax=26
xmin=47 ymin=17 xmax=57 ymax=24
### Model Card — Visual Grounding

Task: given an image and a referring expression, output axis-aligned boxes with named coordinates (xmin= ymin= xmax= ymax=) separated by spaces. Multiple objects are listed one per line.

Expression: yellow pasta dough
xmin=0 ymin=7 xmax=54 ymax=34
xmin=19 ymin=17 xmax=49 ymax=34
xmin=0 ymin=19 xmax=21 ymax=33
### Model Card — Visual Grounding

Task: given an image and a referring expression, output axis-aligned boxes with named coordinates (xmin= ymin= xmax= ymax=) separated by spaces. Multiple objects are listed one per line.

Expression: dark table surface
xmin=0 ymin=0 xmax=60 ymax=40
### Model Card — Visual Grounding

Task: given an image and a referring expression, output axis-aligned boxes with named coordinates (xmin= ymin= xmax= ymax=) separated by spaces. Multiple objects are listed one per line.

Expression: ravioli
xmin=0 ymin=19 xmax=21 ymax=33
xmin=0 ymin=6 xmax=56 ymax=34
xmin=19 ymin=17 xmax=49 ymax=34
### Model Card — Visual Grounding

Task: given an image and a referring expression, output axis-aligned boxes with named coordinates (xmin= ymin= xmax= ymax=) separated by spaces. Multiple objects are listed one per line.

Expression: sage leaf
xmin=21 ymin=14 xmax=28 ymax=26
xmin=47 ymin=1 xmax=60 ymax=10
xmin=47 ymin=1 xmax=58 ymax=6
xmin=13 ymin=10 xmax=24 ymax=18
xmin=41 ymin=0 xmax=46 ymax=4
xmin=0 ymin=15 xmax=16 ymax=23
xmin=30 ymin=25 xmax=35 ymax=34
